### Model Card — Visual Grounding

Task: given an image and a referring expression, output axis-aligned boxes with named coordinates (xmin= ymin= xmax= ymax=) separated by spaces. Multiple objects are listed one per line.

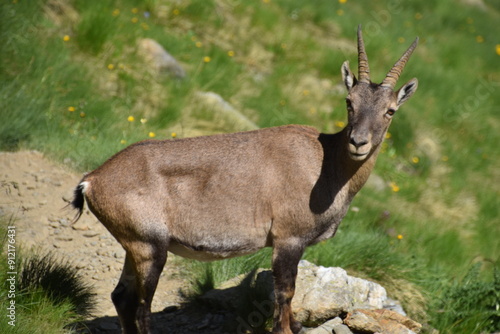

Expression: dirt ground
xmin=0 ymin=151 xmax=234 ymax=333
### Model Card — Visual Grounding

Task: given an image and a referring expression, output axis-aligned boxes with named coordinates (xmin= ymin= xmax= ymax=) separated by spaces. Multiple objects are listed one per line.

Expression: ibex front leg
xmin=271 ymin=242 xmax=304 ymax=334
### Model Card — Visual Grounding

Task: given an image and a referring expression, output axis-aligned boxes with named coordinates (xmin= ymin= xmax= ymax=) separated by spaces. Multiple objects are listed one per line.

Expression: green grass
xmin=431 ymin=263 xmax=500 ymax=334
xmin=1 ymin=0 xmax=499 ymax=332
xmin=0 ymin=220 xmax=95 ymax=333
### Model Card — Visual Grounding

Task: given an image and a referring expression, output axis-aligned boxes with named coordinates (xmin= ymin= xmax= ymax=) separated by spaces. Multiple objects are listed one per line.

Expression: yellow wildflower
xmin=107 ymin=64 xmax=115 ymax=70
xmin=334 ymin=121 xmax=345 ymax=128
xmin=203 ymin=56 xmax=211 ymax=63
xmin=79 ymin=112 xmax=86 ymax=118
xmin=476 ymin=35 xmax=484 ymax=43
xmin=120 ymin=139 xmax=126 ymax=144
xmin=171 ymin=132 xmax=177 ymax=138
xmin=227 ymin=50 xmax=235 ymax=57
xmin=127 ymin=116 xmax=135 ymax=122
xmin=140 ymin=118 xmax=147 ymax=124
xmin=412 ymin=156 xmax=419 ymax=164
xmin=496 ymin=44 xmax=500 ymax=56
xmin=131 ymin=17 xmax=138 ymax=23
xmin=63 ymin=35 xmax=70 ymax=42
xmin=397 ymin=234 xmax=404 ymax=240
xmin=148 ymin=132 xmax=156 ymax=138
xmin=172 ymin=8 xmax=180 ymax=15
xmin=112 ymin=9 xmax=120 ymax=16
xmin=68 ymin=106 xmax=75 ymax=112
xmin=196 ymin=41 xmax=203 ymax=48
xmin=131 ymin=8 xmax=139 ymax=14
xmin=390 ymin=182 xmax=400 ymax=192
xmin=338 ymin=0 xmax=347 ymax=3
xmin=385 ymin=132 xmax=392 ymax=139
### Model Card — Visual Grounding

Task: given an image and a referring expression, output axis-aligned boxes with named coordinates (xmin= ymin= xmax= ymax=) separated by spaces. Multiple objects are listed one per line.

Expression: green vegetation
xmin=1 ymin=0 xmax=499 ymax=333
xmin=0 ymin=221 xmax=95 ymax=333
xmin=431 ymin=263 xmax=500 ymax=333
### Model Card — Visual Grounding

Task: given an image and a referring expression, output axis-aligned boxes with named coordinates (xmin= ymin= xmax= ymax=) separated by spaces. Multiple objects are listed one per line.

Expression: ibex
xmin=71 ymin=26 xmax=418 ymax=334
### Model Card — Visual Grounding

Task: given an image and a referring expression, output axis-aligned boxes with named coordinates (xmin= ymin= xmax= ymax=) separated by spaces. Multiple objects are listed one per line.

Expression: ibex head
xmin=341 ymin=25 xmax=419 ymax=161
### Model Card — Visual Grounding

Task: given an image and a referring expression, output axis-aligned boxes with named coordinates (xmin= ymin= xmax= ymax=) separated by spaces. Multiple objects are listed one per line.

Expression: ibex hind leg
xmin=113 ymin=239 xmax=168 ymax=334
xmin=112 ymin=254 xmax=140 ymax=334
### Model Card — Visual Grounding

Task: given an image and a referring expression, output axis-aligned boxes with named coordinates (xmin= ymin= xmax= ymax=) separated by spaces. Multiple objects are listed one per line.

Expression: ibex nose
xmin=349 ymin=136 xmax=368 ymax=149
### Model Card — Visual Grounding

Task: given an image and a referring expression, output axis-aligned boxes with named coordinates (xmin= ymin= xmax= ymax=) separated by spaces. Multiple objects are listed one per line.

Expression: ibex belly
xmin=167 ymin=214 xmax=272 ymax=261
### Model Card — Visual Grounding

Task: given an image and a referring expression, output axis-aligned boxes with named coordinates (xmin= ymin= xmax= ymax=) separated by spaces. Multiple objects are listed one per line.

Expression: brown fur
xmin=71 ymin=27 xmax=418 ymax=334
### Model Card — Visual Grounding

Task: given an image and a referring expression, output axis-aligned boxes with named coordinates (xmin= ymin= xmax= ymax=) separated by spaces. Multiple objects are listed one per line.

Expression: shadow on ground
xmin=75 ymin=301 xmax=272 ymax=334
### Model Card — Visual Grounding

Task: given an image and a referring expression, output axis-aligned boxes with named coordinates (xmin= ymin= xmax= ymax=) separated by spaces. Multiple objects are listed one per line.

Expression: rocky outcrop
xmin=201 ymin=260 xmax=422 ymax=333
xmin=291 ymin=260 xmax=387 ymax=326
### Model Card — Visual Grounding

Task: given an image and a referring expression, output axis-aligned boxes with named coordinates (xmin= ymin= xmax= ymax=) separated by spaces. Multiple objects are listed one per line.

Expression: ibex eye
xmin=386 ymin=109 xmax=396 ymax=117
xmin=346 ymin=99 xmax=353 ymax=111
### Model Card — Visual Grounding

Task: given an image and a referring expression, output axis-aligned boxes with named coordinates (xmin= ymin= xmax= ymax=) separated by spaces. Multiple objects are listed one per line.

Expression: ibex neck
xmin=310 ymin=131 xmax=380 ymax=216
xmin=336 ymin=129 xmax=380 ymax=197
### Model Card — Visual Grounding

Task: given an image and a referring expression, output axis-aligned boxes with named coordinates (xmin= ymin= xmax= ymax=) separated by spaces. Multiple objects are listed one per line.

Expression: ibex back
xmin=71 ymin=26 xmax=419 ymax=334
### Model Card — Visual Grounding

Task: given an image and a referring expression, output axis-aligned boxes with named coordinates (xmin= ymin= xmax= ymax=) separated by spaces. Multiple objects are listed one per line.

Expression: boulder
xmin=137 ymin=38 xmax=186 ymax=78
xmin=192 ymin=91 xmax=258 ymax=132
xmin=291 ymin=260 xmax=387 ymax=326
xmin=344 ymin=309 xmax=422 ymax=334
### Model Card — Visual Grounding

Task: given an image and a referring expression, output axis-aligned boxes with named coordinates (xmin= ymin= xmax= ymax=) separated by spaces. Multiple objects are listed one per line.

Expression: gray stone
xmin=333 ymin=324 xmax=354 ymax=334
xmin=307 ymin=317 xmax=348 ymax=334
xmin=137 ymin=38 xmax=186 ymax=78
xmin=344 ymin=309 xmax=383 ymax=333
xmin=193 ymin=91 xmax=258 ymax=132
xmin=83 ymin=231 xmax=99 ymax=238
xmin=291 ymin=260 xmax=387 ymax=326
xmin=384 ymin=297 xmax=407 ymax=316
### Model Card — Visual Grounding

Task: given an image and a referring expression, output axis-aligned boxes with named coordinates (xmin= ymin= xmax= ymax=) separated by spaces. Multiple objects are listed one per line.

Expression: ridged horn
xmin=357 ymin=25 xmax=370 ymax=84
xmin=381 ymin=37 xmax=419 ymax=89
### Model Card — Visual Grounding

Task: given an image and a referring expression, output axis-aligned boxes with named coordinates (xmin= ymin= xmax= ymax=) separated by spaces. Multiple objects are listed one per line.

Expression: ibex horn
xmin=357 ymin=25 xmax=370 ymax=84
xmin=381 ymin=37 xmax=419 ymax=89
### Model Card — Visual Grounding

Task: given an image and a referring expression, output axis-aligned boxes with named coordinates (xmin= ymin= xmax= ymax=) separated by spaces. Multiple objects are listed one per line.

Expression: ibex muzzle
xmin=71 ymin=25 xmax=419 ymax=334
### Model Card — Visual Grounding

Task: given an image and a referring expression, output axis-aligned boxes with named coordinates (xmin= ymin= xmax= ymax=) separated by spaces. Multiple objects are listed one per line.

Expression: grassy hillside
xmin=1 ymin=0 xmax=499 ymax=332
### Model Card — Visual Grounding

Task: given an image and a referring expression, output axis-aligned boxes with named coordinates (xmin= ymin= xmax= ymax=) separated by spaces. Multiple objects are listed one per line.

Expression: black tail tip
xmin=70 ymin=183 xmax=85 ymax=222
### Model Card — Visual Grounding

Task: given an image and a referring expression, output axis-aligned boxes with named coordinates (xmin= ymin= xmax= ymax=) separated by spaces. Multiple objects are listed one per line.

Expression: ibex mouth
xmin=348 ymin=145 xmax=371 ymax=161
xmin=349 ymin=152 xmax=369 ymax=161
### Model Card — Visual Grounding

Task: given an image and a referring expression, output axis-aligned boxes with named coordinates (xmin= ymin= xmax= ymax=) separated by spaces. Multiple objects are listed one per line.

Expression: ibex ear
xmin=341 ymin=61 xmax=357 ymax=91
xmin=396 ymin=78 xmax=418 ymax=107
